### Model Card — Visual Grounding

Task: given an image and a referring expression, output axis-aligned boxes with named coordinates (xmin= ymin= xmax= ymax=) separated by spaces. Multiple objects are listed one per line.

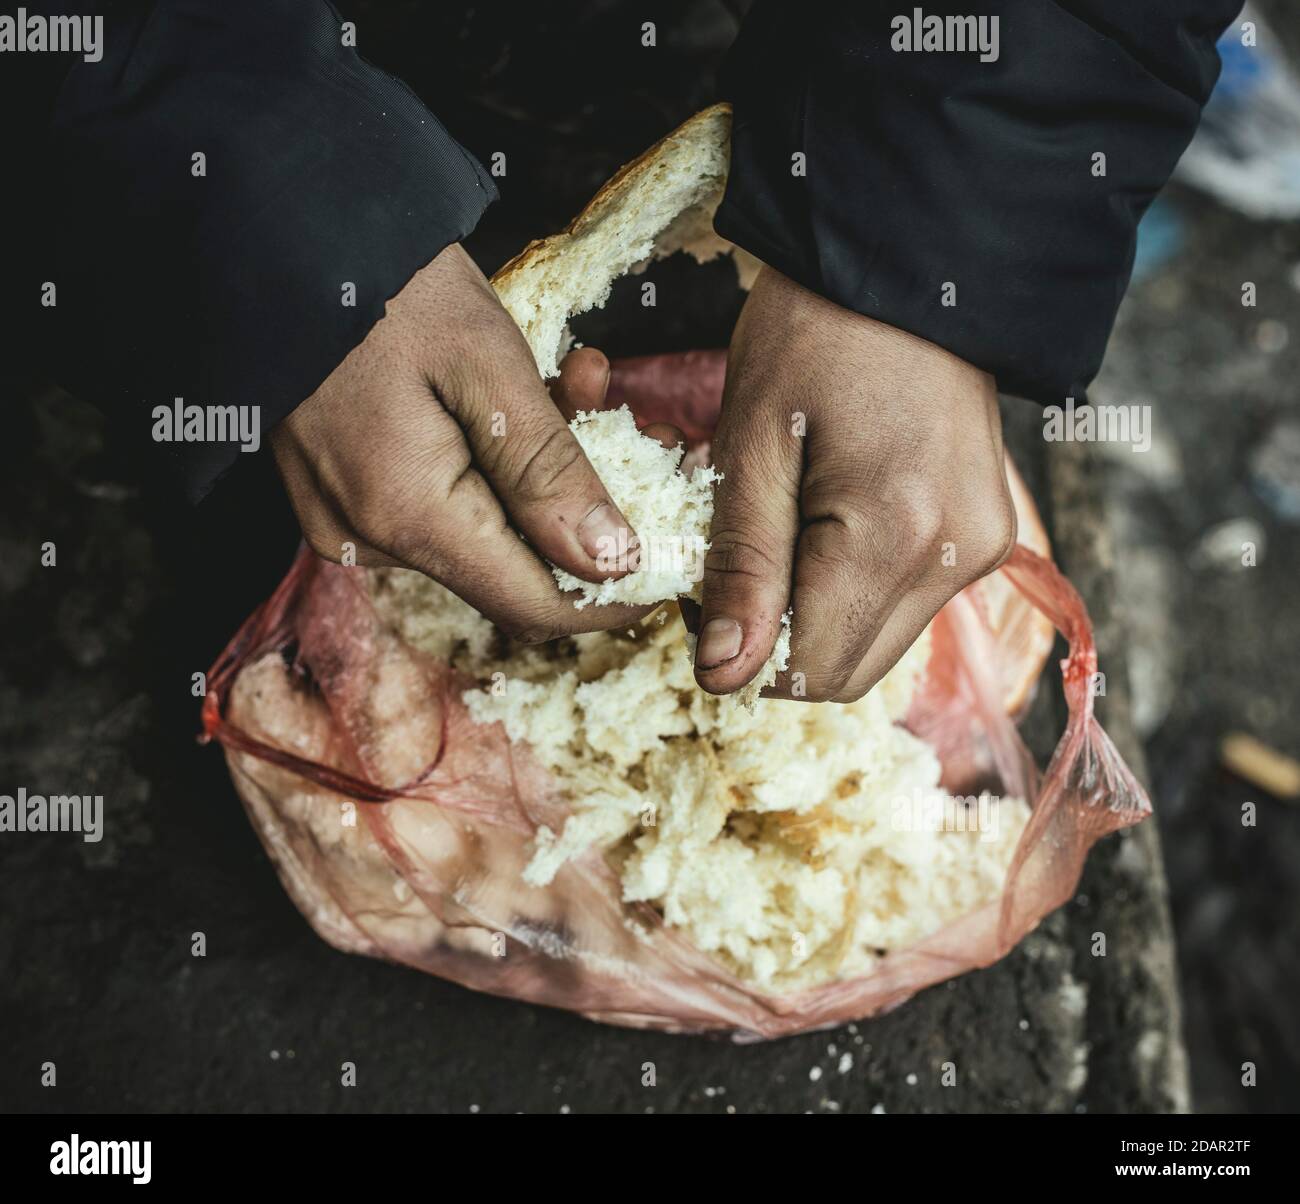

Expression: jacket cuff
xmin=47 ymin=0 xmax=496 ymax=501
xmin=715 ymin=0 xmax=1236 ymax=404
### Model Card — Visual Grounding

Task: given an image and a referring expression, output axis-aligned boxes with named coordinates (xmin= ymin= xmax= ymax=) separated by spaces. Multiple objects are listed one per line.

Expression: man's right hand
xmin=270 ymin=243 xmax=646 ymax=643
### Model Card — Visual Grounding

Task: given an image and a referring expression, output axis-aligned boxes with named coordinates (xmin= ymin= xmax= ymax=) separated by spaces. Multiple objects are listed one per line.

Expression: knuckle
xmin=303 ymin=527 xmax=342 ymax=563
xmin=823 ymin=651 xmax=863 ymax=700
xmin=798 ymin=673 xmax=845 ymax=705
xmin=970 ymin=490 xmax=1018 ymax=576
xmin=345 ymin=475 xmax=391 ymax=533
xmin=787 ymin=644 xmax=860 ymax=704
xmin=798 ymin=517 xmax=858 ymax=576
xmin=380 ymin=523 xmax=437 ymax=572
xmin=705 ymin=529 xmax=783 ymax=584
xmin=373 ymin=503 xmax=467 ymax=576
xmin=371 ymin=461 xmax=483 ymax=572
xmin=498 ymin=608 xmax=568 ymax=647
xmin=371 ymin=431 xmax=463 ymax=517
xmin=347 ymin=444 xmax=447 ymax=539
xmin=802 ymin=500 xmax=937 ymax=581
xmin=911 ymin=504 xmax=948 ymax=554
xmin=508 ymin=424 xmax=587 ymax=504
xmin=881 ymin=492 xmax=945 ymax=561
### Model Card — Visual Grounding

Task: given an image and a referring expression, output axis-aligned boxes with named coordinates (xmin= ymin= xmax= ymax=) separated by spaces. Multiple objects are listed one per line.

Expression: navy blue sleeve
xmin=19 ymin=0 xmax=496 ymax=501
xmin=716 ymin=0 xmax=1243 ymax=403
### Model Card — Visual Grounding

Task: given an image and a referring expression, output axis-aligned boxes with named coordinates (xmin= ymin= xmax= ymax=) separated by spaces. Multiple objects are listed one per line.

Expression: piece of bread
xmin=552 ymin=406 xmax=719 ymax=608
xmin=492 ymin=103 xmax=743 ymax=380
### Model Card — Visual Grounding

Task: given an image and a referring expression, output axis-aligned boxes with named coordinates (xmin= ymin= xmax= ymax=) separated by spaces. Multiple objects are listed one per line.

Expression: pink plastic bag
xmin=202 ymin=357 xmax=1150 ymax=1039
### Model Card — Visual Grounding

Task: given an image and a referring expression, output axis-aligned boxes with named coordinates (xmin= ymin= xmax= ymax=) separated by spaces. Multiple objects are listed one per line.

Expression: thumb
xmin=433 ymin=269 xmax=637 ymax=586
xmin=694 ymin=394 xmax=800 ymax=694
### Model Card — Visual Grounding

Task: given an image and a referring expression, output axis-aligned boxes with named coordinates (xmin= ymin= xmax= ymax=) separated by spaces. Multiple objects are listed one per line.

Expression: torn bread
xmin=490 ymin=100 xmax=1052 ymax=712
xmin=489 ymin=103 xmax=789 ymax=704
xmin=492 ymin=103 xmax=754 ymax=380
xmin=364 ymin=565 xmax=1028 ymax=993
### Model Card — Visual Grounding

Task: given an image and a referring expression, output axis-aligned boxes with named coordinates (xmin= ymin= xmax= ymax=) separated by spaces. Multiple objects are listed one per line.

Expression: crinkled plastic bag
xmin=202 ymin=356 xmax=1150 ymax=1039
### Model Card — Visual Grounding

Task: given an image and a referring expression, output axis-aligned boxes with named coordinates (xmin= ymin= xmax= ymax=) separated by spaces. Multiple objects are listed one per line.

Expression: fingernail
xmin=576 ymin=502 xmax=628 ymax=564
xmin=696 ymin=617 xmax=742 ymax=669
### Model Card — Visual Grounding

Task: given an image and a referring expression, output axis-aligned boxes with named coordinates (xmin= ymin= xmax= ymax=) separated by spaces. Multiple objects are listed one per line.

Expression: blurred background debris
xmin=1095 ymin=2 xmax=1300 ymax=1112
xmin=1175 ymin=4 xmax=1300 ymax=220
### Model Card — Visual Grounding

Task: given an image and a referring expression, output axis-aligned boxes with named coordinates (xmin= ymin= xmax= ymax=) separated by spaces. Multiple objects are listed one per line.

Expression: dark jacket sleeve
xmin=715 ymin=0 xmax=1243 ymax=404
xmin=23 ymin=0 xmax=495 ymax=502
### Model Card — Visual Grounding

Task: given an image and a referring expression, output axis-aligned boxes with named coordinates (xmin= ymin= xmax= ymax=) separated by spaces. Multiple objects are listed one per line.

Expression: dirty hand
xmin=695 ymin=267 xmax=1017 ymax=702
xmin=271 ymin=242 xmax=648 ymax=642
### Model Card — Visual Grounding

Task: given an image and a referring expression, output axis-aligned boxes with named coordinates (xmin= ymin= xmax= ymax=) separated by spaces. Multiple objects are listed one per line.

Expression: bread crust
xmin=490 ymin=102 xmax=733 ymax=292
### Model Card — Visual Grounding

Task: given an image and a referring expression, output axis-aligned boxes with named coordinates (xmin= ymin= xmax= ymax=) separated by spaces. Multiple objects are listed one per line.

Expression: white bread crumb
xmin=553 ymin=406 xmax=718 ymax=609
xmin=369 ymin=571 xmax=1028 ymax=992
xmin=553 ymin=406 xmax=788 ymax=711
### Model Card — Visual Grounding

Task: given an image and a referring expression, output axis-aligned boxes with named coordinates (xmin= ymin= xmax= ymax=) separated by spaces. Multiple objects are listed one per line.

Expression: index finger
xmin=693 ymin=378 xmax=801 ymax=695
xmin=379 ymin=405 xmax=654 ymax=643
